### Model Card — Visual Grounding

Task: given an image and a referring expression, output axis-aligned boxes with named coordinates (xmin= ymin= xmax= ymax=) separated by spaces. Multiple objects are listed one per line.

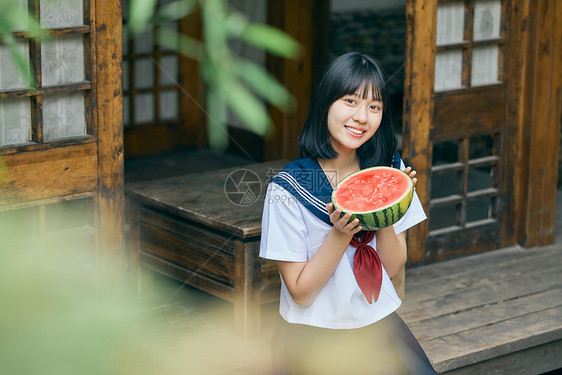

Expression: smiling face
xmin=326 ymin=89 xmax=383 ymax=154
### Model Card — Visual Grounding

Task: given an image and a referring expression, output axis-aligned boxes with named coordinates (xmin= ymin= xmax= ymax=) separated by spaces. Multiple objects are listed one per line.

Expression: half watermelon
xmin=331 ymin=166 xmax=414 ymax=230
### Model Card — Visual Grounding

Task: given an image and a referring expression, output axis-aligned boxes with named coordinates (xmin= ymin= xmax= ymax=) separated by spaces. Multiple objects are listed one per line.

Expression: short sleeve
xmin=392 ymin=159 xmax=427 ymax=235
xmin=259 ymin=182 xmax=309 ymax=262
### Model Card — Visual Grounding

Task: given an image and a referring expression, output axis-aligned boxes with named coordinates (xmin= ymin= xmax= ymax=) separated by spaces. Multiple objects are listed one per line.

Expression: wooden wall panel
xmin=0 ymin=143 xmax=98 ymax=206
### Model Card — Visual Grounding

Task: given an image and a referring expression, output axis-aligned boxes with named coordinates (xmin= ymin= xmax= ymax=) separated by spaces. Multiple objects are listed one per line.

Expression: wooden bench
xmin=125 ymin=161 xmax=286 ymax=338
xmin=399 ymin=244 xmax=562 ymax=374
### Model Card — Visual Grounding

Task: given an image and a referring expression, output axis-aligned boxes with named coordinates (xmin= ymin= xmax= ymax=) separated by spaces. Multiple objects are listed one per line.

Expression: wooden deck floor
xmin=399 ymin=244 xmax=562 ymax=374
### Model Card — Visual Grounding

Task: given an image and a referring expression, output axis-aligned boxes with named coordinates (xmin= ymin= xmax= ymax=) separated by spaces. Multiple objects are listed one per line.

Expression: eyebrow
xmin=347 ymin=93 xmax=383 ymax=102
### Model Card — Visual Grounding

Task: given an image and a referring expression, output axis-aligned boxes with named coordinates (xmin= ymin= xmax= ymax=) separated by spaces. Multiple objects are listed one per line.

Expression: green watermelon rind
xmin=331 ymin=166 xmax=414 ymax=231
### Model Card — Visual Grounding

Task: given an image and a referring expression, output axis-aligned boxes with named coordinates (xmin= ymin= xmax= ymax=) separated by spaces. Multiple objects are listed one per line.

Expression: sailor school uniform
xmin=259 ymin=155 xmax=437 ymax=374
xmin=259 ymin=155 xmax=426 ymax=329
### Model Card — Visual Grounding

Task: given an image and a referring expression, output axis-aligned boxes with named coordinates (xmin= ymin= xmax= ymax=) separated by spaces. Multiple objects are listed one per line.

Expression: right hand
xmin=326 ymin=203 xmax=362 ymax=235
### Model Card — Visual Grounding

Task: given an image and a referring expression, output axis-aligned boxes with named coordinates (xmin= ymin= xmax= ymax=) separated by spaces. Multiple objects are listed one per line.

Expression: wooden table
xmin=125 ymin=161 xmax=286 ymax=337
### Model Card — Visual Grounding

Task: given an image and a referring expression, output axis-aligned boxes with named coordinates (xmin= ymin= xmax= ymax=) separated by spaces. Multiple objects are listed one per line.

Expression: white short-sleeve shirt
xmin=259 ymin=162 xmax=427 ymax=329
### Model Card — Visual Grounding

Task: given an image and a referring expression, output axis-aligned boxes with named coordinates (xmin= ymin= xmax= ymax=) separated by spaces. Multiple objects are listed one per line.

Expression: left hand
xmin=403 ymin=166 xmax=417 ymax=187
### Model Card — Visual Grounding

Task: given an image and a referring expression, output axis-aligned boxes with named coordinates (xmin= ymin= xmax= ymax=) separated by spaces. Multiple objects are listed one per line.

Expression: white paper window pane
xmin=0 ymin=98 xmax=30 ymax=146
xmin=40 ymin=0 xmax=84 ymax=28
xmin=43 ymin=92 xmax=86 ymax=140
xmin=134 ymin=58 xmax=154 ymax=89
xmin=134 ymin=31 xmax=154 ymax=55
xmin=473 ymin=0 xmax=501 ymax=41
xmin=160 ymin=55 xmax=179 ymax=86
xmin=123 ymin=95 xmax=130 ymax=127
xmin=160 ymin=90 xmax=179 ymax=120
xmin=436 ymin=2 xmax=465 ymax=46
xmin=9 ymin=0 xmax=29 ymax=31
xmin=471 ymin=45 xmax=499 ymax=86
xmin=42 ymin=35 xmax=85 ymax=86
xmin=0 ymin=42 xmax=29 ymax=90
xmin=434 ymin=50 xmax=463 ymax=92
xmin=135 ymin=93 xmax=154 ymax=124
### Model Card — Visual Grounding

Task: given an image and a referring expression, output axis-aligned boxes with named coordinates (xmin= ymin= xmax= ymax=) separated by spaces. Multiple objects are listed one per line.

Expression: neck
xmin=318 ymin=149 xmax=360 ymax=186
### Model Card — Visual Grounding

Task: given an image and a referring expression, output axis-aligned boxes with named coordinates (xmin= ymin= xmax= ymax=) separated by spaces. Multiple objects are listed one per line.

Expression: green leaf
xmin=1 ymin=33 xmax=33 ymax=87
xmin=206 ymin=87 xmax=229 ymax=151
xmin=127 ymin=0 xmax=158 ymax=36
xmin=155 ymin=0 xmax=198 ymax=24
xmin=234 ymin=60 xmax=295 ymax=111
xmin=240 ymin=23 xmax=301 ymax=58
xmin=221 ymin=78 xmax=271 ymax=136
xmin=157 ymin=27 xmax=202 ymax=60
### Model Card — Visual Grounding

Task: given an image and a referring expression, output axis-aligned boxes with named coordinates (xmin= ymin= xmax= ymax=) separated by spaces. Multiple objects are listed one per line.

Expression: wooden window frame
xmin=434 ymin=0 xmax=506 ymax=92
xmin=0 ymin=0 xmax=96 ymax=154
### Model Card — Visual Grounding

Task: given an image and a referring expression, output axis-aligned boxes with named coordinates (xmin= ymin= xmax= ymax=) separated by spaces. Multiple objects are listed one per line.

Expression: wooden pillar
xmin=402 ymin=0 xmax=435 ymax=264
xmin=517 ymin=0 xmax=562 ymax=247
xmin=95 ymin=0 xmax=125 ymax=273
xmin=265 ymin=0 xmax=330 ymax=161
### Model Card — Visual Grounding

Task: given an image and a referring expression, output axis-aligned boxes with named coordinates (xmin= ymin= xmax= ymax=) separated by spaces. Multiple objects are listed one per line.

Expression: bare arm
xmin=277 ymin=206 xmax=361 ymax=306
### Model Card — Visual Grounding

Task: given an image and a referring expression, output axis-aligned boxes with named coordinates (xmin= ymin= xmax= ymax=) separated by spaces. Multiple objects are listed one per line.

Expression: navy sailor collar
xmin=269 ymin=153 xmax=402 ymax=226
xmin=271 ymin=157 xmax=334 ymax=226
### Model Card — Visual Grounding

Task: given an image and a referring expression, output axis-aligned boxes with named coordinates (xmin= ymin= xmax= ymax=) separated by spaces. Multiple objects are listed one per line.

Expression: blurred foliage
xmin=127 ymin=0 xmax=301 ymax=150
xmin=0 ymin=2 xmax=44 ymax=87
xmin=0 ymin=214 xmax=271 ymax=374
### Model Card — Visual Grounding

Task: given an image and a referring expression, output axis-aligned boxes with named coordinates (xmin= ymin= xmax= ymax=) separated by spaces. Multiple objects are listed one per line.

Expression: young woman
xmin=260 ymin=52 xmax=436 ymax=374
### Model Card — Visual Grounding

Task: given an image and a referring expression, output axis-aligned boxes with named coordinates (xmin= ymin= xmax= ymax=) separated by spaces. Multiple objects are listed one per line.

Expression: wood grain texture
xmin=399 ymin=244 xmax=562 ymax=374
xmin=265 ymin=0 xmax=329 ymax=162
xmin=0 ymin=143 xmax=98 ymax=206
xmin=125 ymin=161 xmax=287 ymax=238
xmin=432 ymin=86 xmax=504 ymax=142
xmin=95 ymin=0 xmax=125 ymax=270
xmin=402 ymin=0 xmax=435 ymax=264
xmin=522 ymin=0 xmax=562 ymax=247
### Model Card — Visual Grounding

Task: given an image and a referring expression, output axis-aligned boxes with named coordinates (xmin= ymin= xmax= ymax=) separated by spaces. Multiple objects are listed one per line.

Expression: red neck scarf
xmin=350 ymin=231 xmax=382 ymax=304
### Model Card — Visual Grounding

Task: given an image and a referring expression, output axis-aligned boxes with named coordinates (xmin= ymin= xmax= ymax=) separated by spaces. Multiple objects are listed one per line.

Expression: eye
xmin=344 ymin=98 xmax=356 ymax=105
xmin=369 ymin=104 xmax=382 ymax=111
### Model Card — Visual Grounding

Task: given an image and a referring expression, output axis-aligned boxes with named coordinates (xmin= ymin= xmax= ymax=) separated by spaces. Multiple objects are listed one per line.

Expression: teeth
xmin=345 ymin=126 xmax=364 ymax=135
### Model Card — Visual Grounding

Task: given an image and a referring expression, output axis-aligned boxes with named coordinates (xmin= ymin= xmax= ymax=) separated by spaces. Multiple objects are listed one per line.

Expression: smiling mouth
xmin=344 ymin=126 xmax=365 ymax=135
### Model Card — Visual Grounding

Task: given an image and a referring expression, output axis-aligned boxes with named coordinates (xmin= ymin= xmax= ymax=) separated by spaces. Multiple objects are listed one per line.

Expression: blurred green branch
xmin=126 ymin=0 xmax=301 ymax=150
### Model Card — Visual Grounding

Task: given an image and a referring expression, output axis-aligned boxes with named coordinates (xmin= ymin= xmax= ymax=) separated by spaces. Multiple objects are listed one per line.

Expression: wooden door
xmin=0 ymin=0 xmax=123 ymax=270
xmin=403 ymin=0 xmax=522 ymax=264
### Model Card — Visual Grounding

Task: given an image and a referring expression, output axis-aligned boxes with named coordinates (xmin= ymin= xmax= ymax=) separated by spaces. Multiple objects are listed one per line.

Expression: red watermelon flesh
xmin=332 ymin=167 xmax=414 ymax=230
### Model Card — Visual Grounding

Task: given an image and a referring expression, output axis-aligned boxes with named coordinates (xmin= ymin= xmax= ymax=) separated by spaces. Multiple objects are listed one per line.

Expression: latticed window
xmin=429 ymin=0 xmax=504 ymax=236
xmin=0 ymin=0 xmax=94 ymax=147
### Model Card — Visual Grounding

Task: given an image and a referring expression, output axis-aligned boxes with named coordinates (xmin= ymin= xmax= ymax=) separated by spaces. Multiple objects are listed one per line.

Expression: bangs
xmin=340 ymin=61 xmax=386 ymax=102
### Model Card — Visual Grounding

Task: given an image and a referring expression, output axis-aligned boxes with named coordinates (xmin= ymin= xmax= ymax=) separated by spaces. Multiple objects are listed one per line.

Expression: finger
xmin=412 ymin=177 xmax=417 ymax=187
xmin=344 ymin=218 xmax=360 ymax=231
xmin=409 ymin=170 xmax=417 ymax=177
xmin=326 ymin=202 xmax=334 ymax=214
xmin=351 ymin=225 xmax=363 ymax=235
xmin=404 ymin=166 xmax=411 ymax=173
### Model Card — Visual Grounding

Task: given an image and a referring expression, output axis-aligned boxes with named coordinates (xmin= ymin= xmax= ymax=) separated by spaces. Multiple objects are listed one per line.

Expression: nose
xmin=352 ymin=104 xmax=368 ymax=123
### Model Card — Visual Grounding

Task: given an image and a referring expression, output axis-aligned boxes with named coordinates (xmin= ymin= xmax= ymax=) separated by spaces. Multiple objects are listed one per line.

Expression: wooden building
xmin=1 ymin=0 xmax=559 ymax=266
xmin=0 ymin=0 xmax=561 ymax=372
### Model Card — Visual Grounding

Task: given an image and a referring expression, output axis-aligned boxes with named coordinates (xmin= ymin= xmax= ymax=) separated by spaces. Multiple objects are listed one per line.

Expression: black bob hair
xmin=298 ymin=52 xmax=397 ymax=168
